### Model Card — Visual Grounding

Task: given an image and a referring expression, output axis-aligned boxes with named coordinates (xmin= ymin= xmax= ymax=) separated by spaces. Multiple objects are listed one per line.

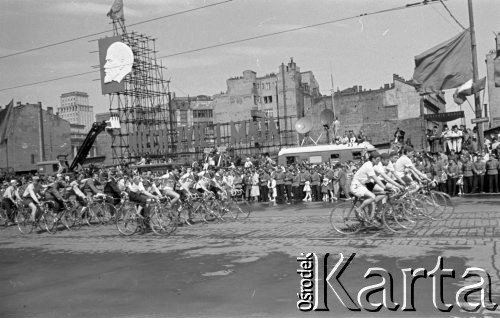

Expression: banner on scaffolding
xmin=98 ymin=35 xmax=132 ymax=94
xmin=127 ymin=117 xmax=283 ymax=154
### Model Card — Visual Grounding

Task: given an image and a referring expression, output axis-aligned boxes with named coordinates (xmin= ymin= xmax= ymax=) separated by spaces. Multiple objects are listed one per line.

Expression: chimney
xmin=358 ymin=85 xmax=363 ymax=92
xmin=47 ymin=107 xmax=53 ymax=114
xmin=384 ymin=84 xmax=390 ymax=89
xmin=353 ymin=86 xmax=358 ymax=93
xmin=16 ymin=101 xmax=21 ymax=106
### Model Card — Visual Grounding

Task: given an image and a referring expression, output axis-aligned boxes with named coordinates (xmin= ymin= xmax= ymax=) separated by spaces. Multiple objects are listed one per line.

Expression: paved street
xmin=1 ymin=197 xmax=500 ymax=317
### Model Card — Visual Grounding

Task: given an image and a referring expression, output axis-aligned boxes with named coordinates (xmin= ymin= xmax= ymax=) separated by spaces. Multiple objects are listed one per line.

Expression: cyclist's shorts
xmin=350 ymin=179 xmax=374 ymax=198
xmin=128 ymin=191 xmax=148 ymax=205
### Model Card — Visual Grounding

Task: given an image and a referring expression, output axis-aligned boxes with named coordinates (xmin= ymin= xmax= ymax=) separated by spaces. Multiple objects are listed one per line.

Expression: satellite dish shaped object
xmin=320 ymin=109 xmax=335 ymax=126
xmin=295 ymin=117 xmax=313 ymax=134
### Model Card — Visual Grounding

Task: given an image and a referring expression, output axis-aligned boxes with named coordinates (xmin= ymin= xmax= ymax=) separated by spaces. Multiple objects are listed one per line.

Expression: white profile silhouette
xmin=104 ymin=42 xmax=134 ymax=83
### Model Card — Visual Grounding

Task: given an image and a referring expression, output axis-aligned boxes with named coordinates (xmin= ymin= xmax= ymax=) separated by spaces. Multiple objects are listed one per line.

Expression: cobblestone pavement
xmin=1 ymin=197 xmax=499 ymax=317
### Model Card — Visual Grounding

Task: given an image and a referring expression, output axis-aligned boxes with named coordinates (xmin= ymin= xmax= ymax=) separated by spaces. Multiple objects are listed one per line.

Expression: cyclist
xmin=2 ymin=180 xmax=22 ymax=224
xmin=127 ymin=175 xmax=159 ymax=218
xmin=350 ymin=151 xmax=387 ymax=222
xmin=373 ymin=153 xmax=405 ymax=193
xmin=67 ymin=174 xmax=89 ymax=216
xmin=178 ymin=167 xmax=197 ymax=197
xmin=22 ymin=176 xmax=43 ymax=222
xmin=44 ymin=175 xmax=67 ymax=213
xmin=159 ymin=170 xmax=180 ymax=205
xmin=103 ymin=171 xmax=122 ymax=216
xmin=394 ymin=146 xmax=431 ymax=185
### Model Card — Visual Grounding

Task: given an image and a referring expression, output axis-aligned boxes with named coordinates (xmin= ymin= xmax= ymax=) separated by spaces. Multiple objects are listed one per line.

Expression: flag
xmin=412 ymin=29 xmax=473 ymax=94
xmin=495 ymin=56 xmax=500 ymax=87
xmin=107 ymin=0 xmax=124 ymax=20
xmin=0 ymin=99 xmax=13 ymax=144
xmin=453 ymin=77 xmax=486 ymax=105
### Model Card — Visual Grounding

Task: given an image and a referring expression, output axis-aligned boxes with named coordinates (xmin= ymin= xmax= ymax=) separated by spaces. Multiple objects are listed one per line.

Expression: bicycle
xmin=217 ymin=189 xmax=251 ymax=220
xmin=84 ymin=194 xmax=115 ymax=226
xmin=148 ymin=197 xmax=178 ymax=236
xmin=15 ymin=200 xmax=56 ymax=234
xmin=329 ymin=189 xmax=422 ymax=235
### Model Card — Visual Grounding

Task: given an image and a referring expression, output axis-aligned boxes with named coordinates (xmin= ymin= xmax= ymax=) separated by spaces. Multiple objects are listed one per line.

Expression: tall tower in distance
xmin=57 ymin=92 xmax=94 ymax=131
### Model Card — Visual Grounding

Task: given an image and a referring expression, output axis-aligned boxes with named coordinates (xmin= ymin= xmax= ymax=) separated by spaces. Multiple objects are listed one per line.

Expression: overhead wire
xmin=0 ymin=0 xmax=236 ymax=60
xmin=0 ymin=0 xmax=443 ymax=92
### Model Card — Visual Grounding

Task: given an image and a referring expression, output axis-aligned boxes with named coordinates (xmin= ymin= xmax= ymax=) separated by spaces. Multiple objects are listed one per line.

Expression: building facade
xmin=57 ymin=91 xmax=94 ymax=131
xmin=0 ymin=102 xmax=71 ymax=172
xmin=309 ymin=74 xmax=446 ymax=149
xmin=213 ymin=58 xmax=321 ymax=130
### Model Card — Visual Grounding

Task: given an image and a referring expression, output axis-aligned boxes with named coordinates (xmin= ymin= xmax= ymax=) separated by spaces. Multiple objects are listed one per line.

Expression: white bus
xmin=277 ymin=142 xmax=376 ymax=165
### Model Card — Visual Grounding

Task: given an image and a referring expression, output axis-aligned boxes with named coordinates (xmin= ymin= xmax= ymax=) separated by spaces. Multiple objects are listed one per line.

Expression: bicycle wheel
xmin=96 ymin=203 xmax=114 ymax=224
xmin=16 ymin=206 xmax=34 ymax=234
xmin=429 ymin=191 xmax=454 ymax=220
xmin=0 ymin=207 xmax=9 ymax=227
xmin=61 ymin=206 xmax=81 ymax=230
xmin=235 ymin=200 xmax=251 ymax=220
xmin=116 ymin=203 xmax=139 ymax=236
xmin=383 ymin=201 xmax=418 ymax=233
xmin=150 ymin=207 xmax=178 ymax=236
xmin=40 ymin=203 xmax=59 ymax=234
xmin=219 ymin=201 xmax=237 ymax=221
xmin=329 ymin=202 xmax=362 ymax=235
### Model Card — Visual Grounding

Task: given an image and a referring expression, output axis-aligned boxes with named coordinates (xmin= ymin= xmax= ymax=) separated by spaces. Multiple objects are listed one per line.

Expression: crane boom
xmin=69 ymin=121 xmax=107 ymax=172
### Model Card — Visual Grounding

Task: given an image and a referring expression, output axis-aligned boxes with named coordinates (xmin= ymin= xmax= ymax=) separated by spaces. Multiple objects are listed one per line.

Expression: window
xmin=352 ymin=152 xmax=362 ymax=160
xmin=330 ymin=153 xmax=340 ymax=159
xmin=286 ymin=156 xmax=296 ymax=165
xmin=266 ymin=83 xmax=271 ymax=90
xmin=31 ymin=154 xmax=36 ymax=164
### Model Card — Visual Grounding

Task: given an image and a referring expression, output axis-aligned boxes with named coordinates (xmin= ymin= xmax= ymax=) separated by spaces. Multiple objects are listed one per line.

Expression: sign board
xmin=471 ymin=117 xmax=489 ymax=124
xmin=217 ymin=146 xmax=227 ymax=153
xmin=309 ymin=156 xmax=323 ymax=164
xmin=203 ymin=148 xmax=212 ymax=154
xmin=424 ymin=111 xmax=464 ymax=122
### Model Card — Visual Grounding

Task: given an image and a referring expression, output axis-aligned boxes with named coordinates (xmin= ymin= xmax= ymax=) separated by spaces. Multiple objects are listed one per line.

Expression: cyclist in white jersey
xmin=350 ymin=151 xmax=387 ymax=220
xmin=373 ymin=153 xmax=405 ymax=193
xmin=394 ymin=146 xmax=430 ymax=184
xmin=159 ymin=170 xmax=180 ymax=205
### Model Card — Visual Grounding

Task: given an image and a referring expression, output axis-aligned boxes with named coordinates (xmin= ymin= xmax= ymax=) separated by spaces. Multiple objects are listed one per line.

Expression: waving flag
xmin=412 ymin=29 xmax=473 ymax=94
xmin=107 ymin=0 xmax=124 ymax=20
xmin=0 ymin=99 xmax=14 ymax=144
xmin=453 ymin=77 xmax=486 ymax=105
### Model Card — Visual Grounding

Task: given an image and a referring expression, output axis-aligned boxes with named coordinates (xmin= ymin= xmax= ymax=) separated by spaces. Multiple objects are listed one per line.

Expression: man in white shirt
xmin=350 ymin=151 xmax=386 ymax=220
xmin=244 ymin=158 xmax=253 ymax=169
xmin=127 ymin=176 xmax=158 ymax=217
xmin=373 ymin=153 xmax=405 ymax=193
xmin=159 ymin=171 xmax=180 ymax=205
xmin=22 ymin=176 xmax=42 ymax=221
xmin=394 ymin=146 xmax=430 ymax=184
xmin=2 ymin=180 xmax=22 ymax=223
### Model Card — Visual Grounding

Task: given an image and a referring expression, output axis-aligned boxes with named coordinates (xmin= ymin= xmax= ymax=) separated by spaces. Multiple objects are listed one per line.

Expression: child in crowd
xmin=303 ymin=180 xmax=312 ymax=202
xmin=321 ymin=178 xmax=329 ymax=202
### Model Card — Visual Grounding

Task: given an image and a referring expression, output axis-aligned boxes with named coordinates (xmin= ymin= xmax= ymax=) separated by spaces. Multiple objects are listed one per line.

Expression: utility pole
xmin=275 ymin=82 xmax=282 ymax=147
xmin=281 ymin=62 xmax=287 ymax=145
xmin=468 ymin=0 xmax=484 ymax=149
xmin=166 ymin=81 xmax=175 ymax=156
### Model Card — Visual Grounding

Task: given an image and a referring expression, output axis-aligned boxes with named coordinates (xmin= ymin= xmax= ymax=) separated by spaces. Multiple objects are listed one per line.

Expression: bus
xmin=277 ymin=142 xmax=376 ymax=165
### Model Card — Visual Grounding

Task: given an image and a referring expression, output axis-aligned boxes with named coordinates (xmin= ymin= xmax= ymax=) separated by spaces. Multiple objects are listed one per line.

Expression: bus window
xmin=286 ymin=156 xmax=296 ymax=165
xmin=330 ymin=153 xmax=340 ymax=159
xmin=352 ymin=152 xmax=362 ymax=160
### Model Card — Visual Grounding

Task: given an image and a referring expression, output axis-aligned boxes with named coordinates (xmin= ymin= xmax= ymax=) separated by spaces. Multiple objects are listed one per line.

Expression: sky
xmin=0 ymin=0 xmax=499 ymax=123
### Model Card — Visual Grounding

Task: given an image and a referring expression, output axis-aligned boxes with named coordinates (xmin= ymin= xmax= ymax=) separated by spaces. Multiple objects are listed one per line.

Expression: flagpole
xmin=468 ymin=0 xmax=484 ymax=150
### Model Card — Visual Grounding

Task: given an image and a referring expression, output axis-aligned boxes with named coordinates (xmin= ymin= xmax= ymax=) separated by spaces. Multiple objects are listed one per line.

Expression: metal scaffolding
xmin=107 ymin=19 xmax=171 ymax=165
